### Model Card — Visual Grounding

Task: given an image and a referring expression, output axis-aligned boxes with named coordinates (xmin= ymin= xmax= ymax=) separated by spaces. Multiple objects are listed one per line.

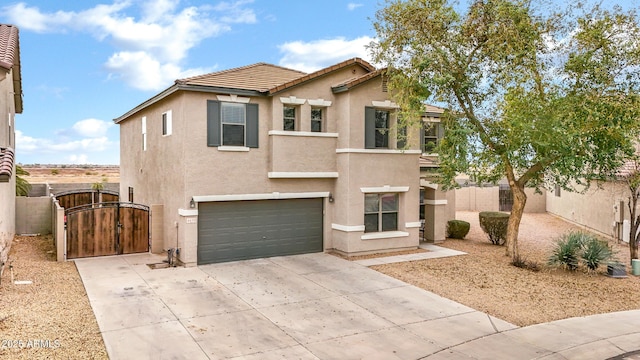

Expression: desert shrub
xmin=548 ymin=231 xmax=615 ymax=271
xmin=511 ymin=255 xmax=540 ymax=272
xmin=548 ymin=232 xmax=585 ymax=270
xmin=447 ymin=220 xmax=470 ymax=239
xmin=580 ymin=237 xmax=613 ymax=271
xmin=50 ymin=169 xmax=59 ymax=175
xmin=478 ymin=212 xmax=509 ymax=245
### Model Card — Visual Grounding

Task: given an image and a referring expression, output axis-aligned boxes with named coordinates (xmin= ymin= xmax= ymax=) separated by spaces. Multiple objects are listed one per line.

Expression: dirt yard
xmin=0 ymin=235 xmax=107 ymax=360
xmin=372 ymin=211 xmax=640 ymax=327
xmin=21 ymin=165 xmax=120 ymax=184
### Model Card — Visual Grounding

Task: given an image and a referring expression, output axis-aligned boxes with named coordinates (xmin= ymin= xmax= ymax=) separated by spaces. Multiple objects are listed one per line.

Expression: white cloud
xmin=278 ymin=36 xmax=375 ymax=73
xmin=68 ymin=154 xmax=89 ymax=164
xmin=3 ymin=0 xmax=257 ymax=91
xmin=16 ymin=130 xmax=114 ymax=155
xmin=72 ymin=118 xmax=113 ymax=138
xmin=347 ymin=3 xmax=363 ymax=11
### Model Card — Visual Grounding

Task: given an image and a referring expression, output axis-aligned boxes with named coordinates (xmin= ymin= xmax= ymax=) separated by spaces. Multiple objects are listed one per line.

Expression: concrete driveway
xmin=75 ymin=252 xmax=515 ymax=359
xmin=75 ymin=253 xmax=640 ymax=359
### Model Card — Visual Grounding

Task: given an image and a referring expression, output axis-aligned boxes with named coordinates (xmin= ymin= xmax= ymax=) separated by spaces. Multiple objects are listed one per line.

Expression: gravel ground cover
xmin=372 ymin=211 xmax=640 ymax=327
xmin=0 ymin=235 xmax=107 ymax=360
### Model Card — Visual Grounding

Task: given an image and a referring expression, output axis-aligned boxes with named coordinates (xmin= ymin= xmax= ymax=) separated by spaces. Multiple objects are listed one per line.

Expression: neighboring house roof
xmin=114 ymin=57 xmax=378 ymax=123
xmin=0 ymin=24 xmax=22 ymax=113
xmin=0 ymin=147 xmax=14 ymax=182
xmin=176 ymin=63 xmax=307 ymax=92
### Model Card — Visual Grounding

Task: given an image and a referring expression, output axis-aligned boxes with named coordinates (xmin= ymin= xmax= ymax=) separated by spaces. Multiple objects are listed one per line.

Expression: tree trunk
xmin=629 ymin=190 xmax=639 ymax=262
xmin=505 ymin=183 xmax=527 ymax=260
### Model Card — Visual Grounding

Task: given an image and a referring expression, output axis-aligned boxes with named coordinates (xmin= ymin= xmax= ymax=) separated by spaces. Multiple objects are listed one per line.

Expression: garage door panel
xmin=197 ymin=198 xmax=323 ymax=264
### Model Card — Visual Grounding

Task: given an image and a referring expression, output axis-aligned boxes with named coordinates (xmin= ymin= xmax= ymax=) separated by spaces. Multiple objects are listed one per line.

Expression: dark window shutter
xmin=207 ymin=100 xmax=221 ymax=147
xmin=420 ymin=124 xmax=425 ymax=153
xmin=246 ymin=103 xmax=259 ymax=148
xmin=364 ymin=106 xmax=376 ymax=149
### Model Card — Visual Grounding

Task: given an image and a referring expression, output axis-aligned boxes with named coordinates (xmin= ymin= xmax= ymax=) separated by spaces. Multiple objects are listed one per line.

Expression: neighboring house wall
xmin=456 ymin=186 xmax=546 ymax=213
xmin=0 ymin=23 xmax=20 ymax=275
xmin=118 ymin=59 xmax=422 ymax=265
xmin=546 ymin=181 xmax=627 ymax=239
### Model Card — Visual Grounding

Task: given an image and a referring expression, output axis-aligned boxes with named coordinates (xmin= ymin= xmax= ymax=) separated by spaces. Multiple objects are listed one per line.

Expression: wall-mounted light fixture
xmin=328 ymin=193 xmax=334 ymax=203
xmin=190 ymin=198 xmax=196 ymax=208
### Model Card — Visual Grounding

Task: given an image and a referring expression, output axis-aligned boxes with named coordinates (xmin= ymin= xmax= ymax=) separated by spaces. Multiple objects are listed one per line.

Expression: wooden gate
xmin=66 ymin=202 xmax=150 ymax=259
xmin=56 ymin=189 xmax=119 ymax=209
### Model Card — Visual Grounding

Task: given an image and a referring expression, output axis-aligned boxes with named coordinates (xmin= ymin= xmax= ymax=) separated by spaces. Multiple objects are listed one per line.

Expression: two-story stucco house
xmin=115 ymin=58 xmax=425 ymax=266
xmin=0 ymin=24 xmax=22 ymax=274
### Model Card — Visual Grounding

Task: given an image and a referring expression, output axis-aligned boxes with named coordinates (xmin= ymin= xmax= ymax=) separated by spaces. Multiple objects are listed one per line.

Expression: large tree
xmin=371 ymin=0 xmax=640 ymax=260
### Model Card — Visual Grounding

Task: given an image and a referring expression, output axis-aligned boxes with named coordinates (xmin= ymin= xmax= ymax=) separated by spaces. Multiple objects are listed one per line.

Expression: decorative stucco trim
xmin=420 ymin=179 xmax=439 ymax=189
xmin=331 ymin=224 xmax=366 ymax=232
xmin=178 ymin=209 xmax=198 ymax=216
xmin=424 ymin=199 xmax=448 ymax=205
xmin=268 ymin=172 xmax=339 ymax=178
xmin=269 ymin=130 xmax=338 ymax=138
xmin=307 ymin=99 xmax=332 ymax=107
xmin=280 ymin=96 xmax=306 ymax=105
xmin=361 ymin=231 xmax=410 ymax=240
xmin=360 ymin=185 xmax=410 ymax=193
xmin=193 ymin=192 xmax=330 ymax=202
xmin=216 ymin=94 xmax=251 ymax=103
xmin=218 ymin=146 xmax=250 ymax=152
xmin=336 ymin=149 xmax=421 ymax=154
xmin=371 ymin=100 xmax=399 ymax=109
xmin=405 ymin=222 xmax=422 ymax=228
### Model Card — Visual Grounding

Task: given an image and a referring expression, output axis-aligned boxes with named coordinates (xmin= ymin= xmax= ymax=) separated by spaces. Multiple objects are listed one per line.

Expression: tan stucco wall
xmin=0 ymin=67 xmax=16 ymax=274
xmin=546 ymin=181 xmax=628 ymax=239
xmin=455 ymin=186 xmax=546 ymax=213
xmin=119 ymin=64 xmax=423 ymax=263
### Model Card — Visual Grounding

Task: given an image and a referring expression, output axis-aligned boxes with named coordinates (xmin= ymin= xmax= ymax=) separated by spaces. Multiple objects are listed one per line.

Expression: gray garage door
xmin=197 ymin=198 xmax=323 ymax=265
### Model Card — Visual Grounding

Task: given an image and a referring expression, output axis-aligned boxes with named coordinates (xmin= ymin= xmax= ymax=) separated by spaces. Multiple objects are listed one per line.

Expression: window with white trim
xmin=221 ymin=102 xmax=246 ymax=146
xmin=311 ymin=108 xmax=323 ymax=132
xmin=141 ymin=116 xmax=147 ymax=151
xmin=283 ymin=106 xmax=296 ymax=131
xmin=365 ymin=107 xmax=392 ymax=149
xmin=364 ymin=193 xmax=399 ymax=233
xmin=162 ymin=110 xmax=172 ymax=136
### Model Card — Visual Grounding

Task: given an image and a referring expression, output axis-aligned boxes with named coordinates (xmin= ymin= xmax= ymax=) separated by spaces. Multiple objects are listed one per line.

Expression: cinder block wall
xmin=15 ymin=196 xmax=52 ymax=235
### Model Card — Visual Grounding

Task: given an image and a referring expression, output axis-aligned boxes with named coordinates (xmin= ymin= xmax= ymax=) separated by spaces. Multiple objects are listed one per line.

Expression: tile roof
xmin=0 ymin=24 xmax=22 ymax=113
xmin=0 ymin=147 xmax=14 ymax=182
xmin=331 ymin=68 xmax=385 ymax=93
xmin=176 ymin=63 xmax=308 ymax=92
xmin=270 ymin=58 xmax=377 ymax=94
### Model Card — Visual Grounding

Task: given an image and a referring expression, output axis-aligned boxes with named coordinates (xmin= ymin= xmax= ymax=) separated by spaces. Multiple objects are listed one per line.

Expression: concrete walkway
xmin=75 ymin=252 xmax=640 ymax=360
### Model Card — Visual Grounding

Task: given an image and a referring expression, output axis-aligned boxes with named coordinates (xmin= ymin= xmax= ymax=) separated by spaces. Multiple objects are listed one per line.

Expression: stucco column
xmin=424 ymin=187 xmax=448 ymax=243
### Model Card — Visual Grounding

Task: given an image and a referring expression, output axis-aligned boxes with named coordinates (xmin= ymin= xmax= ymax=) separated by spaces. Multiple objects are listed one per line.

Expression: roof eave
xmin=113 ymin=84 xmax=267 ymax=124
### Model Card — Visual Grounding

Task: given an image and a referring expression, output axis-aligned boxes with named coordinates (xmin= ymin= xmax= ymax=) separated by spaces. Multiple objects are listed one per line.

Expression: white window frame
xmin=311 ymin=108 xmax=323 ymax=133
xmin=221 ymin=102 xmax=246 ymax=146
xmin=283 ymin=105 xmax=297 ymax=131
xmin=364 ymin=193 xmax=399 ymax=233
xmin=162 ymin=110 xmax=172 ymax=136
xmin=142 ymin=116 xmax=147 ymax=151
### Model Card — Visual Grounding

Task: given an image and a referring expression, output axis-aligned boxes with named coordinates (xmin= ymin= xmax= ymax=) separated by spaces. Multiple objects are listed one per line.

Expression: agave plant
xmin=580 ymin=237 xmax=614 ymax=271
xmin=548 ymin=232 xmax=586 ymax=271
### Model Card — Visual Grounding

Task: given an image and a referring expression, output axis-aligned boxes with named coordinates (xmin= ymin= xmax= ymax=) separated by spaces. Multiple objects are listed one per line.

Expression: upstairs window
xmin=365 ymin=107 xmax=391 ymax=149
xmin=364 ymin=193 xmax=399 ymax=233
xmin=142 ymin=116 xmax=147 ymax=151
xmin=422 ymin=122 xmax=443 ymax=153
xmin=283 ymin=106 xmax=296 ymax=131
xmin=221 ymin=102 xmax=246 ymax=146
xmin=311 ymin=108 xmax=323 ymax=132
xmin=162 ymin=110 xmax=172 ymax=136
xmin=207 ymin=100 xmax=259 ymax=148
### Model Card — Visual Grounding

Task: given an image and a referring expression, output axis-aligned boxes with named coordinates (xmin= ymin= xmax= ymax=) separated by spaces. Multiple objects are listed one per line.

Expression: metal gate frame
xmin=65 ymin=202 xmax=150 ymax=259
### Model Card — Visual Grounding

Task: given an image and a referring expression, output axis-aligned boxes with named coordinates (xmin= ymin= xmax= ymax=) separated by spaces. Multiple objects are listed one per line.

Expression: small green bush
xmin=581 ymin=237 xmax=613 ymax=271
xmin=447 ymin=220 xmax=470 ymax=239
xmin=478 ymin=212 xmax=509 ymax=245
xmin=548 ymin=231 xmax=615 ymax=271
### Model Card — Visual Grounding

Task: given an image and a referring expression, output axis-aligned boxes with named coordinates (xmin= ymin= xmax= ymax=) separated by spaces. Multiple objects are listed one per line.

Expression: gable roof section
xmin=269 ymin=58 xmax=376 ymax=94
xmin=0 ymin=147 xmax=14 ymax=182
xmin=331 ymin=68 xmax=385 ymax=93
xmin=176 ymin=63 xmax=307 ymax=92
xmin=0 ymin=24 xmax=22 ymax=113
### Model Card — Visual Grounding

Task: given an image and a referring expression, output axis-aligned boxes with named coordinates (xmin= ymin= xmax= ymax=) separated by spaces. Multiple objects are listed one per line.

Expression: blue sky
xmin=2 ymin=0 xmax=378 ymax=165
xmin=2 ymin=0 xmax=638 ymax=165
